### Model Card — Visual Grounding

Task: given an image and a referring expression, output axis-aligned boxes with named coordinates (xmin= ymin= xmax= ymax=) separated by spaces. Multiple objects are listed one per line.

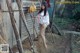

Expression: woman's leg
xmin=40 ymin=24 xmax=47 ymax=48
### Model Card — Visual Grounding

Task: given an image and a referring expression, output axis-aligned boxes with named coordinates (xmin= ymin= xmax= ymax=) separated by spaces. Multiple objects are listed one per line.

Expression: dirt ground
xmin=12 ymin=32 xmax=66 ymax=53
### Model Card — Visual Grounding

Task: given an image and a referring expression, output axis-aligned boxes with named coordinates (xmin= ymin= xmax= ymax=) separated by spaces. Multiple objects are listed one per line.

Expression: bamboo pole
xmin=6 ymin=0 xmax=24 ymax=53
xmin=19 ymin=15 xmax=22 ymax=38
xmin=15 ymin=0 xmax=33 ymax=46
xmin=19 ymin=14 xmax=22 ymax=38
xmin=16 ymin=0 xmax=39 ymax=53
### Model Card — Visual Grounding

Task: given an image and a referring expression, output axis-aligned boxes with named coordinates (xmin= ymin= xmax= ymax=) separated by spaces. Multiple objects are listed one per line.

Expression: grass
xmin=53 ymin=16 xmax=74 ymax=30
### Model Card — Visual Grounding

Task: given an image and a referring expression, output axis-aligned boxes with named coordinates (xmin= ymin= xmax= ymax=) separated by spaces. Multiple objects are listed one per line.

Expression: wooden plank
xmin=6 ymin=0 xmax=24 ymax=53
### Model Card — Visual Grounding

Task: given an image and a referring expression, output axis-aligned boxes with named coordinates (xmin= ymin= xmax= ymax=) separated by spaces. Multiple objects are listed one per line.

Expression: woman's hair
xmin=38 ymin=1 xmax=47 ymax=16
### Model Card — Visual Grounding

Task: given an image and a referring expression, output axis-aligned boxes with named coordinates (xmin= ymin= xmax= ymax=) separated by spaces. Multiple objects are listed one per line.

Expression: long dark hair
xmin=38 ymin=1 xmax=47 ymax=16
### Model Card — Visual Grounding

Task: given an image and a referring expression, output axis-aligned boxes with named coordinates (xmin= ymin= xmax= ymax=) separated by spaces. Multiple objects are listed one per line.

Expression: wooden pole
xmin=6 ymin=0 xmax=24 ymax=53
xmin=19 ymin=14 xmax=22 ymax=38
xmin=16 ymin=0 xmax=38 ymax=53
xmin=15 ymin=0 xmax=33 ymax=46
xmin=19 ymin=0 xmax=22 ymax=38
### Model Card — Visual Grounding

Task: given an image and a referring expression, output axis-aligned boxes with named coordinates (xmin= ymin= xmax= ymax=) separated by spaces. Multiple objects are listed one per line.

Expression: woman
xmin=36 ymin=1 xmax=50 ymax=48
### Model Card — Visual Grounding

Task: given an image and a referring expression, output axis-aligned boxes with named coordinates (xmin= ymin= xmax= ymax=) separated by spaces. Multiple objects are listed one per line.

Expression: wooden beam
xmin=6 ymin=0 xmax=24 ymax=53
xmin=19 ymin=14 xmax=22 ymax=38
xmin=15 ymin=0 xmax=39 ymax=53
xmin=15 ymin=0 xmax=33 ymax=46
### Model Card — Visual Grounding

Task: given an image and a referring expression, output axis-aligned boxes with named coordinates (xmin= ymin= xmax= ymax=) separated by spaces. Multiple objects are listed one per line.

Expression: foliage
xmin=53 ymin=2 xmax=80 ymax=31
xmin=52 ymin=1 xmax=80 ymax=53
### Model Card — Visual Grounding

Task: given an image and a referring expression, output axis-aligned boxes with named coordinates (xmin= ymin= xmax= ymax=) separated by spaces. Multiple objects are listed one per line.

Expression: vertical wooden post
xmin=15 ymin=0 xmax=31 ymax=39
xmin=15 ymin=0 xmax=32 ymax=46
xmin=19 ymin=14 xmax=22 ymax=38
xmin=18 ymin=0 xmax=22 ymax=38
xmin=6 ymin=0 xmax=24 ymax=53
xmin=16 ymin=0 xmax=38 ymax=53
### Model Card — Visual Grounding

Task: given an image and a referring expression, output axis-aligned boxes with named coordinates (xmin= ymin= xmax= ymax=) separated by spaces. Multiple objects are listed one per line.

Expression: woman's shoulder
xmin=41 ymin=11 xmax=49 ymax=15
xmin=39 ymin=11 xmax=44 ymax=15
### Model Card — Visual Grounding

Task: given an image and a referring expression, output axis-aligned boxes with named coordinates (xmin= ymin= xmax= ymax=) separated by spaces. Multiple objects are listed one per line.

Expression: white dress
xmin=37 ymin=11 xmax=50 ymax=25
